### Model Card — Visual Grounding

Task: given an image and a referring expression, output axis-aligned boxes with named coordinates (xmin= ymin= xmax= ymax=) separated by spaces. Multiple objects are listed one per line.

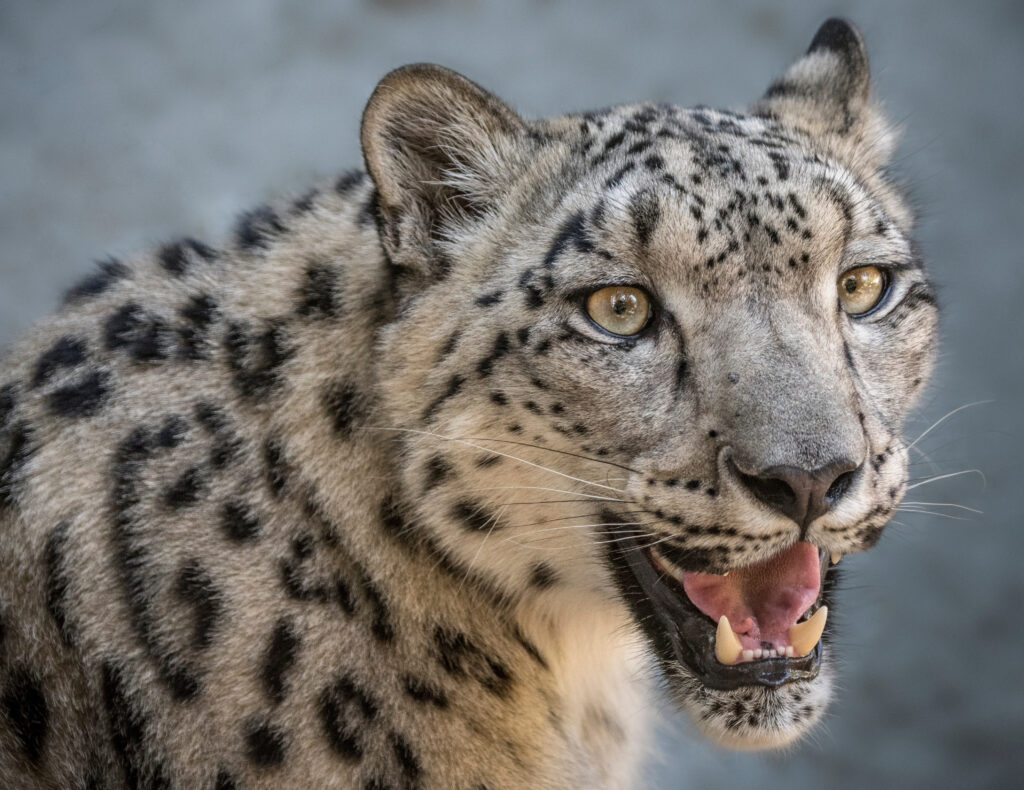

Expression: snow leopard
xmin=0 ymin=17 xmax=938 ymax=789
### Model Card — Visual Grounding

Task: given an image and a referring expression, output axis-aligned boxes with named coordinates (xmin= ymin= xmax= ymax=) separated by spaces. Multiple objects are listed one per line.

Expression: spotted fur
xmin=0 ymin=19 xmax=936 ymax=788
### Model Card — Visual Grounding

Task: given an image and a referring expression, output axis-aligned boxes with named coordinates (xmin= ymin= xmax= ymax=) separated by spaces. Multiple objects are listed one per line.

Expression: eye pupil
xmin=844 ymin=277 xmax=858 ymax=294
xmin=612 ymin=294 xmax=635 ymax=315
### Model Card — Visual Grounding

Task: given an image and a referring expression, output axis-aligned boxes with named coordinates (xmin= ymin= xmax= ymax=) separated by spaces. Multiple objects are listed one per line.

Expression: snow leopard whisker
xmin=505 ymin=511 xmax=650 ymax=537
xmin=501 ymin=527 xmax=652 ymax=550
xmin=460 ymin=436 xmax=641 ymax=474
xmin=359 ymin=426 xmax=626 ymax=493
xmin=460 ymin=502 xmax=512 ymax=594
xmin=905 ymin=400 xmax=992 ymax=452
xmin=895 ymin=508 xmax=971 ymax=521
xmin=451 ymin=485 xmax=627 ymax=502
xmin=503 ymin=517 xmax=654 ymax=543
xmin=904 ymin=468 xmax=986 ymax=490
xmin=493 ymin=498 xmax=628 ymax=507
xmin=899 ymin=501 xmax=982 ymax=513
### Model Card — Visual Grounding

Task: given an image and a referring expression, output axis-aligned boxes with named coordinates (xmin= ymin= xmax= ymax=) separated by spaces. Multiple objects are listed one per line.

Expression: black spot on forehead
xmin=543 ymin=212 xmax=592 ymax=268
xmin=628 ymin=189 xmax=660 ymax=248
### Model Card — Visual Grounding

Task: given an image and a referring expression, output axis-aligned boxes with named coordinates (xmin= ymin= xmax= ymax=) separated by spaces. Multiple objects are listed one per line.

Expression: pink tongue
xmin=682 ymin=541 xmax=820 ymax=648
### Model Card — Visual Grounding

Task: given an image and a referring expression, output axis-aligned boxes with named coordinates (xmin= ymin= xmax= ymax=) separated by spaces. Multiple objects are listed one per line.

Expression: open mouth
xmin=605 ymin=525 xmax=836 ymax=690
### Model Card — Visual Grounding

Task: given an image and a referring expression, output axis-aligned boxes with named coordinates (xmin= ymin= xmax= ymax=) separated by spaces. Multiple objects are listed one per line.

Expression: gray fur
xmin=0 ymin=18 xmax=936 ymax=788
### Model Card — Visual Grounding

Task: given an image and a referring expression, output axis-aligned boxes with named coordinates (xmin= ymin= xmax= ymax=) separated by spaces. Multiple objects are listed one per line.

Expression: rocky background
xmin=2 ymin=1 xmax=1020 ymax=787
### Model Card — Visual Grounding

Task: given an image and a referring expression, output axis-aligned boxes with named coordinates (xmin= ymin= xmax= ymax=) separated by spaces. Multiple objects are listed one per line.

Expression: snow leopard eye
xmin=837 ymin=265 xmax=889 ymax=316
xmin=585 ymin=285 xmax=652 ymax=337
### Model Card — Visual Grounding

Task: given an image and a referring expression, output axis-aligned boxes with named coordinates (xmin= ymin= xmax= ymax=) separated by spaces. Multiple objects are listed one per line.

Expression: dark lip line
xmin=605 ymin=528 xmax=829 ymax=691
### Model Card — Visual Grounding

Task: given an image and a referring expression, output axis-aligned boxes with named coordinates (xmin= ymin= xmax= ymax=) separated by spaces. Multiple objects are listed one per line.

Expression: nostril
xmin=734 ymin=468 xmax=798 ymax=514
xmin=825 ymin=469 xmax=857 ymax=506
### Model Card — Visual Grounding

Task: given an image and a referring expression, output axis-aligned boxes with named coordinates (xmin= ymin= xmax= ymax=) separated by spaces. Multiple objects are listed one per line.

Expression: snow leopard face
xmin=364 ymin=18 xmax=937 ymax=748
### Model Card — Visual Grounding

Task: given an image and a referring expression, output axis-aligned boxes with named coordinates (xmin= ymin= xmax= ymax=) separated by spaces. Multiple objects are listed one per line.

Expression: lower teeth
xmin=715 ymin=608 xmax=828 ymax=665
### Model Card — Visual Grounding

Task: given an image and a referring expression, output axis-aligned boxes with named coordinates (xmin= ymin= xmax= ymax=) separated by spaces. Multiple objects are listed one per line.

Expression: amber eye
xmin=585 ymin=286 xmax=652 ymax=336
xmin=838 ymin=265 xmax=888 ymax=316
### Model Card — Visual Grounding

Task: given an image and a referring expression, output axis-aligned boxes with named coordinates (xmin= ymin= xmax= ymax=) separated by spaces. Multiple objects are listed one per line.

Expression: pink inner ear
xmin=682 ymin=541 xmax=820 ymax=648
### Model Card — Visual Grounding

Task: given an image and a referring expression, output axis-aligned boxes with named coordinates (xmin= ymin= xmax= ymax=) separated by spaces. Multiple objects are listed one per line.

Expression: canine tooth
xmin=830 ymin=551 xmax=842 ymax=566
xmin=715 ymin=616 xmax=743 ymax=666
xmin=788 ymin=606 xmax=828 ymax=657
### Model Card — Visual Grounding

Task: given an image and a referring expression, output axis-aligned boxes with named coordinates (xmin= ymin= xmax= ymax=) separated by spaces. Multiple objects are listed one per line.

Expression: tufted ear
xmin=361 ymin=64 xmax=528 ymax=281
xmin=752 ymin=19 xmax=878 ymax=141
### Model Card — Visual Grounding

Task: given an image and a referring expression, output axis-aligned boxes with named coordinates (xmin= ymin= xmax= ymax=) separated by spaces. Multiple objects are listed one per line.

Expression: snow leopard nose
xmin=728 ymin=458 xmax=862 ymax=530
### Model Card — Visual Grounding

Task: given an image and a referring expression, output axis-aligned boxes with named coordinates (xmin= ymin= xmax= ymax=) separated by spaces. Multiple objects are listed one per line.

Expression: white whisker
xmin=448 ymin=485 xmax=626 ymax=502
xmin=905 ymin=400 xmax=992 ymax=452
xmin=905 ymin=469 xmax=986 ymax=490
xmin=501 ymin=526 xmax=654 ymax=551
xmin=460 ymin=436 xmax=639 ymax=473
xmin=461 ymin=502 xmax=511 ymax=593
xmin=900 ymin=501 xmax=982 ymax=514
xmin=508 ymin=513 xmax=650 ymax=539
xmin=896 ymin=508 xmax=971 ymax=521
xmin=359 ymin=425 xmax=625 ymax=493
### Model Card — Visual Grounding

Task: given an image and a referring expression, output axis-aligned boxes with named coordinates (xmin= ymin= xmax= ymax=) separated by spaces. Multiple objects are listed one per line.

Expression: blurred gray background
xmin=1 ymin=1 xmax=1021 ymax=787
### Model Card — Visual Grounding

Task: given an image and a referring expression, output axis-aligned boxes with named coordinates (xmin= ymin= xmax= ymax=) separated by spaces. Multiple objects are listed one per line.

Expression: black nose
xmin=731 ymin=458 xmax=862 ymax=528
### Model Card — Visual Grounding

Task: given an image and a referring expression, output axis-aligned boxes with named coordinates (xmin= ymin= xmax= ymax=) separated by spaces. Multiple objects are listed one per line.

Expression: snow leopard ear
xmin=361 ymin=64 xmax=528 ymax=279
xmin=752 ymin=19 xmax=886 ymax=149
